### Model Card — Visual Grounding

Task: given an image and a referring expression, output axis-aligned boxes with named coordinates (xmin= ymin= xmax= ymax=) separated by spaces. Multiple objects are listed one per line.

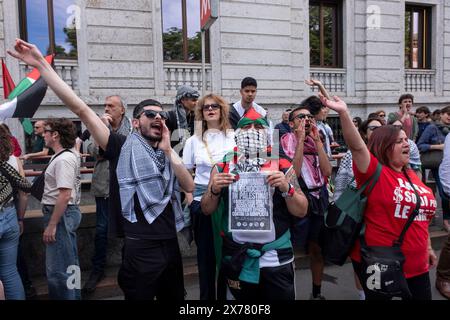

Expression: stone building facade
xmin=0 ymin=0 xmax=449 ymax=146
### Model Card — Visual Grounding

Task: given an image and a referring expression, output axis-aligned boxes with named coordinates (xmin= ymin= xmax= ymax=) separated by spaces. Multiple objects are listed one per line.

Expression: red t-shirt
xmin=350 ymin=153 xmax=436 ymax=278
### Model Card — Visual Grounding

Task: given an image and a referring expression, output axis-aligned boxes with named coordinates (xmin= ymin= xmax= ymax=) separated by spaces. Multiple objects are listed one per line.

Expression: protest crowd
xmin=1 ymin=39 xmax=450 ymax=301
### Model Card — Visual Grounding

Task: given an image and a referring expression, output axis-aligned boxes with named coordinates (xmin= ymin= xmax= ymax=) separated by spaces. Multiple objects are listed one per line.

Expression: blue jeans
xmin=0 ymin=205 xmax=25 ymax=300
xmin=92 ymin=197 xmax=109 ymax=274
xmin=43 ymin=205 xmax=81 ymax=300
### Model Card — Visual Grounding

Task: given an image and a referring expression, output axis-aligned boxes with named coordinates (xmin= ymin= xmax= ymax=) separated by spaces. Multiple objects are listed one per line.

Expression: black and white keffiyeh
xmin=116 ymin=132 xmax=184 ymax=231
xmin=333 ymin=150 xmax=356 ymax=201
xmin=0 ymin=160 xmax=31 ymax=206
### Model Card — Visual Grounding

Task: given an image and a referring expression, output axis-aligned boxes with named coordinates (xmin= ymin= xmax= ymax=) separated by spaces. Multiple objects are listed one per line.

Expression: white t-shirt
xmin=183 ymin=130 xmax=236 ymax=200
xmin=42 ymin=148 xmax=81 ymax=205
xmin=7 ymin=156 xmax=19 ymax=171
xmin=232 ymin=100 xmax=266 ymax=118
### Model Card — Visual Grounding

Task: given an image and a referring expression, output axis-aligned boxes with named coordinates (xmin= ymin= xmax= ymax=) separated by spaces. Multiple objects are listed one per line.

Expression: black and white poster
xmin=229 ymin=172 xmax=273 ymax=232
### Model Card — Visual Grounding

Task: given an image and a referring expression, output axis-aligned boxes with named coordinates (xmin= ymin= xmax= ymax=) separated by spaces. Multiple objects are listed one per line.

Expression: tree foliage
xmin=163 ymin=27 xmax=202 ymax=61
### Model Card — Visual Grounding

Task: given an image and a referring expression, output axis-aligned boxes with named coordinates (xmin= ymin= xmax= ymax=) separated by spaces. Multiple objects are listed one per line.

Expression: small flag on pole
xmin=0 ymin=54 xmax=53 ymax=121
xmin=2 ymin=59 xmax=16 ymax=99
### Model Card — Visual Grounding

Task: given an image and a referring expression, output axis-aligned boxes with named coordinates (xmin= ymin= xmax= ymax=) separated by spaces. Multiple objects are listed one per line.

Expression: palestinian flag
xmin=237 ymin=107 xmax=269 ymax=128
xmin=2 ymin=59 xmax=15 ymax=98
xmin=0 ymin=55 xmax=53 ymax=120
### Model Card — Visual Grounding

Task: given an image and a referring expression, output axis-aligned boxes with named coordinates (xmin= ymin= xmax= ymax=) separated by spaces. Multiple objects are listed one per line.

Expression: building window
xmin=161 ymin=0 xmax=210 ymax=63
xmin=309 ymin=0 xmax=342 ymax=68
xmin=405 ymin=5 xmax=431 ymax=69
xmin=19 ymin=0 xmax=77 ymax=58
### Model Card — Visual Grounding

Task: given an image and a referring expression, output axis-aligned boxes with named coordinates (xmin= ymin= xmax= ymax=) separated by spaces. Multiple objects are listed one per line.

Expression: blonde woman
xmin=182 ymin=94 xmax=235 ymax=300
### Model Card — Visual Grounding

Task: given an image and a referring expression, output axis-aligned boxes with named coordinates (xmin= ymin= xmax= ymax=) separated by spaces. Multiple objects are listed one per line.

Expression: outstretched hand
xmin=7 ymin=39 xmax=45 ymax=68
xmin=318 ymin=93 xmax=348 ymax=114
xmin=304 ymin=79 xmax=322 ymax=87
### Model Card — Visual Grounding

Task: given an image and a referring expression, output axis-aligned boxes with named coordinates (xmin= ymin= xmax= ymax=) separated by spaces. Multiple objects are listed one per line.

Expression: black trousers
xmin=190 ymin=200 xmax=216 ymax=300
xmin=220 ymin=262 xmax=296 ymax=301
xmin=118 ymin=237 xmax=185 ymax=300
xmin=352 ymin=260 xmax=432 ymax=300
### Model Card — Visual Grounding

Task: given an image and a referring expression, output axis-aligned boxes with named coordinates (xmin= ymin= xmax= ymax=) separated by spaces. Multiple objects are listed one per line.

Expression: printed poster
xmin=229 ymin=172 xmax=273 ymax=232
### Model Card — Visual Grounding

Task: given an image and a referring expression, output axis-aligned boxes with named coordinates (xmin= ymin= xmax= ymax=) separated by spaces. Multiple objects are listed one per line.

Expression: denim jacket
xmin=417 ymin=123 xmax=446 ymax=153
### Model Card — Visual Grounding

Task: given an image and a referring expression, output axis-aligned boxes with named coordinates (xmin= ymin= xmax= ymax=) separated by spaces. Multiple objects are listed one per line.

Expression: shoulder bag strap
xmin=358 ymin=162 xmax=382 ymax=237
xmin=394 ymin=170 xmax=421 ymax=246
xmin=41 ymin=149 xmax=72 ymax=174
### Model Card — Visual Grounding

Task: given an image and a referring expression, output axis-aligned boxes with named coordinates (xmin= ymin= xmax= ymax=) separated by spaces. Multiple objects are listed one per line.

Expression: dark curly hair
xmin=0 ymin=124 xmax=13 ymax=161
xmin=45 ymin=118 xmax=77 ymax=149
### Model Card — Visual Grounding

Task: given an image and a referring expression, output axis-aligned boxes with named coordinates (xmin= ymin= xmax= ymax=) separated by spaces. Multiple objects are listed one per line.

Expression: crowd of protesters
xmin=0 ymin=38 xmax=449 ymax=301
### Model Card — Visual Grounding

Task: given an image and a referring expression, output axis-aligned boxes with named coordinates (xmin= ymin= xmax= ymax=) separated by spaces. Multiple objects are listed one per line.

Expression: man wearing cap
xmin=167 ymin=85 xmax=200 ymax=155
xmin=201 ymin=107 xmax=308 ymax=300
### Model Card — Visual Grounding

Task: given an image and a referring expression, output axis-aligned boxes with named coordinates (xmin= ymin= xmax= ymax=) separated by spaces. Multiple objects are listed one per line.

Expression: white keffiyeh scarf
xmin=116 ymin=132 xmax=184 ymax=231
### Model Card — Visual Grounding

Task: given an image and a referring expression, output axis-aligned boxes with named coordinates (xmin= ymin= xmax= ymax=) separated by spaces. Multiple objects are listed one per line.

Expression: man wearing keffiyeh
xmin=280 ymin=106 xmax=332 ymax=300
xmin=7 ymin=39 xmax=195 ymax=301
xmin=200 ymin=107 xmax=308 ymax=300
xmin=166 ymin=85 xmax=199 ymax=156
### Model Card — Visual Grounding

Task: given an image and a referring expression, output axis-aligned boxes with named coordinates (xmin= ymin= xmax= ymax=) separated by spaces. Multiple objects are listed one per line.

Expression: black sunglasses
xmin=140 ymin=110 xmax=169 ymax=120
xmin=184 ymin=93 xmax=199 ymax=100
xmin=295 ymin=113 xmax=314 ymax=120
xmin=202 ymin=104 xmax=220 ymax=111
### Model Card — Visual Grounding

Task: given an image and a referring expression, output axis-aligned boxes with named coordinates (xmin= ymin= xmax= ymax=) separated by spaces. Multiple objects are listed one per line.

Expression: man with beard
xmin=8 ymin=39 xmax=195 ymax=300
xmin=82 ymin=95 xmax=131 ymax=295
xmin=201 ymin=108 xmax=308 ymax=300
xmin=166 ymin=85 xmax=199 ymax=155
xmin=280 ymin=106 xmax=332 ymax=300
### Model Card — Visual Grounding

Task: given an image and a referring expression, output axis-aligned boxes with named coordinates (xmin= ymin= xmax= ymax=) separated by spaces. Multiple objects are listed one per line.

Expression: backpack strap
xmin=355 ymin=162 xmax=382 ymax=196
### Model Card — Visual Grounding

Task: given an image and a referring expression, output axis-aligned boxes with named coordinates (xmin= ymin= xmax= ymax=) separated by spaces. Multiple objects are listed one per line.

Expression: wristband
xmin=281 ymin=183 xmax=295 ymax=198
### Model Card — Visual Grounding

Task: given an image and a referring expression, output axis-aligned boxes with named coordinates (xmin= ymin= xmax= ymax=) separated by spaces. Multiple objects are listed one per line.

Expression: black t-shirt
xmin=103 ymin=132 xmax=177 ymax=239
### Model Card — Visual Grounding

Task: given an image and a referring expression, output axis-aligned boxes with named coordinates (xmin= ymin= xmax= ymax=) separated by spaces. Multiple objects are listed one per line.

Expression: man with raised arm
xmin=9 ymin=39 xmax=194 ymax=300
